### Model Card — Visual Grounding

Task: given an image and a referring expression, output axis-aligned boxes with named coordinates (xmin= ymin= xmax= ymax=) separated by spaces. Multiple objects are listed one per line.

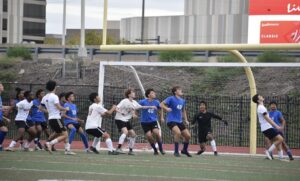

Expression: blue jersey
xmin=163 ymin=96 xmax=186 ymax=123
xmin=269 ymin=110 xmax=283 ymax=126
xmin=63 ymin=102 xmax=78 ymax=125
xmin=30 ymin=99 xmax=46 ymax=122
xmin=139 ymin=99 xmax=161 ymax=123
xmin=0 ymin=96 xmax=3 ymax=122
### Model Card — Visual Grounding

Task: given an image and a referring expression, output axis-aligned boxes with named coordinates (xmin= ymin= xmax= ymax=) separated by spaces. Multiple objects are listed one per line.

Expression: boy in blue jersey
xmin=266 ymin=101 xmax=294 ymax=160
xmin=139 ymin=88 xmax=165 ymax=155
xmin=63 ymin=92 xmax=90 ymax=154
xmin=161 ymin=86 xmax=192 ymax=157
xmin=31 ymin=89 xmax=51 ymax=151
xmin=0 ymin=82 xmax=11 ymax=151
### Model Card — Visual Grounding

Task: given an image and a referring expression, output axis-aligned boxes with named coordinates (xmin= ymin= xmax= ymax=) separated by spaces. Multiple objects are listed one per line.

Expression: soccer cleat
xmin=174 ymin=152 xmax=181 ymax=157
xmin=154 ymin=151 xmax=159 ymax=156
xmin=85 ymin=149 xmax=93 ymax=154
xmin=89 ymin=146 xmax=99 ymax=154
xmin=37 ymin=142 xmax=43 ymax=150
xmin=289 ymin=155 xmax=294 ymax=161
xmin=181 ymin=150 xmax=192 ymax=157
xmin=196 ymin=150 xmax=204 ymax=155
xmin=108 ymin=151 xmax=119 ymax=155
xmin=265 ymin=150 xmax=273 ymax=160
xmin=128 ymin=150 xmax=135 ymax=156
xmin=269 ymin=152 xmax=274 ymax=160
xmin=5 ymin=147 xmax=14 ymax=152
xmin=115 ymin=148 xmax=126 ymax=154
xmin=65 ymin=151 xmax=76 ymax=155
xmin=214 ymin=151 xmax=218 ymax=156
xmin=159 ymin=150 xmax=166 ymax=155
xmin=45 ymin=142 xmax=52 ymax=154
xmin=51 ymin=145 xmax=57 ymax=152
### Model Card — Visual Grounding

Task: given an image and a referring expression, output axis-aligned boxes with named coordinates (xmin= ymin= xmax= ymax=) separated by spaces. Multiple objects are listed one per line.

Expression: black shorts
xmin=15 ymin=120 xmax=34 ymax=130
xmin=141 ymin=122 xmax=159 ymax=133
xmin=66 ymin=123 xmax=81 ymax=131
xmin=167 ymin=122 xmax=186 ymax=132
xmin=263 ymin=128 xmax=279 ymax=140
xmin=49 ymin=119 xmax=67 ymax=134
xmin=86 ymin=127 xmax=106 ymax=138
xmin=198 ymin=128 xmax=212 ymax=143
xmin=115 ymin=120 xmax=133 ymax=132
xmin=35 ymin=122 xmax=48 ymax=130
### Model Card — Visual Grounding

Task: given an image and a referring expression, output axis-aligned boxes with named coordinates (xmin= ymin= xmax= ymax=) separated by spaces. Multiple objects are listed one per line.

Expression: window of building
xmin=23 ymin=21 xmax=45 ymax=37
xmin=2 ymin=19 xmax=7 ymax=31
xmin=23 ymin=4 xmax=46 ymax=19
xmin=2 ymin=37 xmax=7 ymax=43
xmin=3 ymin=0 xmax=8 ymax=12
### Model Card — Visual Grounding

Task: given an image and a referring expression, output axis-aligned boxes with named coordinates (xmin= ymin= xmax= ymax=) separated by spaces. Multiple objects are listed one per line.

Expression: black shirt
xmin=192 ymin=111 xmax=222 ymax=130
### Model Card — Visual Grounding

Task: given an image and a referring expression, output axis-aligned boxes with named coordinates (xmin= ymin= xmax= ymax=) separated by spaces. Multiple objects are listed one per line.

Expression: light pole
xmin=62 ymin=0 xmax=66 ymax=46
xmin=78 ymin=0 xmax=87 ymax=57
xmin=141 ymin=0 xmax=145 ymax=44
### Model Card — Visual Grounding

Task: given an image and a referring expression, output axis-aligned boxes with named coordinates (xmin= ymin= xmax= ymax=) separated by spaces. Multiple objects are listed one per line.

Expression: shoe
xmin=51 ymin=145 xmax=57 ymax=152
xmin=128 ymin=150 xmax=135 ymax=156
xmin=65 ymin=151 xmax=76 ymax=155
xmin=5 ymin=147 xmax=14 ymax=152
xmin=181 ymin=150 xmax=192 ymax=157
xmin=196 ymin=150 xmax=204 ymax=155
xmin=159 ymin=150 xmax=166 ymax=155
xmin=37 ymin=142 xmax=43 ymax=150
xmin=214 ymin=151 xmax=218 ymax=156
xmin=174 ymin=152 xmax=181 ymax=157
xmin=45 ymin=142 xmax=52 ymax=154
xmin=19 ymin=142 xmax=25 ymax=151
xmin=154 ymin=151 xmax=159 ymax=155
xmin=35 ymin=145 xmax=42 ymax=151
xmin=89 ymin=146 xmax=99 ymax=154
xmin=269 ymin=152 xmax=274 ymax=159
xmin=108 ymin=151 xmax=119 ymax=155
xmin=265 ymin=150 xmax=273 ymax=160
xmin=85 ymin=149 xmax=93 ymax=153
xmin=289 ymin=155 xmax=294 ymax=161
xmin=44 ymin=143 xmax=49 ymax=151
xmin=115 ymin=148 xmax=126 ymax=154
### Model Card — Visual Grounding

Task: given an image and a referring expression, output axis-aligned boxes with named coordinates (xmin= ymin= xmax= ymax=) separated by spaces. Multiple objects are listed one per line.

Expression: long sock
xmin=9 ymin=140 xmax=17 ymax=148
xmin=268 ymin=144 xmax=276 ymax=152
xmin=34 ymin=138 xmax=38 ymax=145
xmin=210 ymin=140 xmax=217 ymax=152
xmin=150 ymin=143 xmax=158 ymax=152
xmin=105 ymin=138 xmax=114 ymax=152
xmin=183 ymin=142 xmax=189 ymax=151
xmin=80 ymin=133 xmax=89 ymax=149
xmin=92 ymin=137 xmax=100 ymax=148
xmin=118 ymin=133 xmax=127 ymax=145
xmin=158 ymin=141 xmax=163 ymax=152
xmin=0 ymin=131 xmax=7 ymax=145
xmin=128 ymin=137 xmax=136 ymax=149
xmin=50 ymin=139 xmax=58 ymax=145
xmin=68 ymin=128 xmax=76 ymax=144
xmin=287 ymin=150 xmax=293 ymax=158
xmin=96 ymin=140 xmax=101 ymax=150
xmin=174 ymin=142 xmax=179 ymax=153
xmin=24 ymin=141 xmax=31 ymax=148
xmin=278 ymin=150 xmax=283 ymax=159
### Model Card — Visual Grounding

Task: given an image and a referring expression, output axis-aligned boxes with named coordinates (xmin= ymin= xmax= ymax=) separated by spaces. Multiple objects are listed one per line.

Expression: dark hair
xmin=89 ymin=92 xmax=98 ymax=102
xmin=145 ymin=88 xmax=155 ymax=98
xmin=125 ymin=88 xmax=134 ymax=98
xmin=269 ymin=100 xmax=277 ymax=106
xmin=59 ymin=92 xmax=65 ymax=99
xmin=171 ymin=86 xmax=181 ymax=95
xmin=252 ymin=94 xmax=259 ymax=104
xmin=15 ymin=87 xmax=23 ymax=99
xmin=46 ymin=80 xmax=56 ymax=91
xmin=200 ymin=101 xmax=207 ymax=107
xmin=36 ymin=89 xmax=44 ymax=98
xmin=24 ymin=90 xmax=31 ymax=99
xmin=65 ymin=92 xmax=74 ymax=100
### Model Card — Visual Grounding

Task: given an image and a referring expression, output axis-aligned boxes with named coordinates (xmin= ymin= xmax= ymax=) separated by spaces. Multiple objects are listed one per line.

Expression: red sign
xmin=249 ymin=0 xmax=300 ymax=15
xmin=260 ymin=21 xmax=300 ymax=43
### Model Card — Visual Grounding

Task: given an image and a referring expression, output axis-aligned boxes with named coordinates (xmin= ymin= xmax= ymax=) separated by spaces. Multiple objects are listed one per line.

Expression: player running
xmin=160 ymin=86 xmax=192 ymax=157
xmin=138 ymin=88 xmax=165 ymax=155
xmin=192 ymin=101 xmax=228 ymax=156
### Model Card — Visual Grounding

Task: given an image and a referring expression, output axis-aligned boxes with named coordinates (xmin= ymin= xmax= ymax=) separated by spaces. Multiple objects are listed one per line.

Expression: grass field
xmin=0 ymin=150 xmax=300 ymax=181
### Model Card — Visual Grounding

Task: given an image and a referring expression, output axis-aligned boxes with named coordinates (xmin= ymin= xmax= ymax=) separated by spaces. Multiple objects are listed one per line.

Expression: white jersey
xmin=257 ymin=104 xmax=273 ymax=132
xmin=15 ymin=99 xmax=33 ymax=121
xmin=85 ymin=103 xmax=108 ymax=130
xmin=115 ymin=98 xmax=142 ymax=122
xmin=41 ymin=92 xmax=61 ymax=120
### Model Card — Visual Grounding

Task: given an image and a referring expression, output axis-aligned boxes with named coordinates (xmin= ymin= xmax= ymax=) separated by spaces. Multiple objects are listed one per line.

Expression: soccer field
xmin=0 ymin=151 xmax=299 ymax=181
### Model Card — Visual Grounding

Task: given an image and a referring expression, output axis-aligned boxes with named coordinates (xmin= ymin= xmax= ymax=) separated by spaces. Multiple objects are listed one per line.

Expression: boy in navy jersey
xmin=161 ymin=86 xmax=191 ymax=157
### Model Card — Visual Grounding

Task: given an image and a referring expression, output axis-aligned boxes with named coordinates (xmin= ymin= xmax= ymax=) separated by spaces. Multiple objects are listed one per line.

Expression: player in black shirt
xmin=192 ymin=101 xmax=228 ymax=156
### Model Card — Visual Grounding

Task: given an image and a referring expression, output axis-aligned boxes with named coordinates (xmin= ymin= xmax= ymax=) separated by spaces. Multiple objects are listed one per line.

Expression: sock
xmin=278 ymin=150 xmax=283 ymax=159
xmin=80 ymin=133 xmax=89 ymax=149
xmin=287 ymin=150 xmax=293 ymax=158
xmin=24 ymin=141 xmax=31 ymax=148
xmin=268 ymin=144 xmax=276 ymax=153
xmin=68 ymin=127 xmax=76 ymax=144
xmin=150 ymin=143 xmax=158 ymax=152
xmin=96 ymin=140 xmax=101 ymax=151
xmin=50 ymin=139 xmax=58 ymax=145
xmin=118 ymin=133 xmax=127 ymax=145
xmin=183 ymin=142 xmax=189 ymax=151
xmin=128 ymin=137 xmax=136 ymax=149
xmin=210 ymin=140 xmax=217 ymax=152
xmin=34 ymin=138 xmax=38 ymax=145
xmin=174 ymin=142 xmax=179 ymax=153
xmin=92 ymin=137 xmax=100 ymax=148
xmin=9 ymin=140 xmax=17 ymax=148
xmin=105 ymin=138 xmax=114 ymax=152
xmin=0 ymin=131 xmax=7 ymax=145
xmin=158 ymin=141 xmax=163 ymax=152
xmin=64 ymin=142 xmax=70 ymax=151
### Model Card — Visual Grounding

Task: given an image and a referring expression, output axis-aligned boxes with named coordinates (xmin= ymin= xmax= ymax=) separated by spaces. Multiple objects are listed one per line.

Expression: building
xmin=120 ymin=0 xmax=249 ymax=44
xmin=0 ymin=0 xmax=46 ymax=44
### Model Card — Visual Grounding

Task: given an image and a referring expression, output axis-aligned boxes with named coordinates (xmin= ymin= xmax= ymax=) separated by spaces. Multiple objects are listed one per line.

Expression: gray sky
xmin=46 ymin=0 xmax=184 ymax=34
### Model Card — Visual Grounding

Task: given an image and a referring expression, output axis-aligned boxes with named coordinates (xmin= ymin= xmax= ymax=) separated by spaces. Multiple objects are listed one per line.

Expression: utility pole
xmin=62 ymin=0 xmax=66 ymax=46
xmin=141 ymin=0 xmax=145 ymax=44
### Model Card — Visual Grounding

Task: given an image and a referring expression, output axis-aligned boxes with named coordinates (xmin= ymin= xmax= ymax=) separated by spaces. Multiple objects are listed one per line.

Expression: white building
xmin=0 ymin=0 xmax=46 ymax=44
xmin=120 ymin=0 xmax=249 ymax=44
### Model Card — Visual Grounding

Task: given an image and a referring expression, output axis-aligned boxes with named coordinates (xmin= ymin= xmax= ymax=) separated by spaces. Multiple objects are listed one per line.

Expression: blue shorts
xmin=263 ymin=128 xmax=279 ymax=140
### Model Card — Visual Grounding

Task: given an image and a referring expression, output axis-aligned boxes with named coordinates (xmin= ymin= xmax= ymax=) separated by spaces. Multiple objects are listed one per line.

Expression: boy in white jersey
xmin=252 ymin=94 xmax=284 ymax=160
xmin=40 ymin=80 xmax=72 ymax=154
xmin=115 ymin=88 xmax=157 ymax=155
xmin=6 ymin=91 xmax=36 ymax=151
xmin=85 ymin=93 xmax=118 ymax=155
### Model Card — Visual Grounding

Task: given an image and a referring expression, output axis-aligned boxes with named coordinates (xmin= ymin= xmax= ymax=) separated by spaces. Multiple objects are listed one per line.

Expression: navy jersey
xmin=163 ymin=96 xmax=186 ymax=123
xmin=139 ymin=98 xmax=161 ymax=123
xmin=269 ymin=110 xmax=283 ymax=127
xmin=31 ymin=99 xmax=46 ymax=122
xmin=63 ymin=102 xmax=78 ymax=125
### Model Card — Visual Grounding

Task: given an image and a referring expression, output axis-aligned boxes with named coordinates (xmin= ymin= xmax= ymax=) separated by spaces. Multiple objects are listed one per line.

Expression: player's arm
xmin=160 ymin=102 xmax=172 ymax=112
xmin=2 ymin=116 xmax=11 ymax=123
xmin=101 ymin=105 xmax=117 ymax=116
xmin=279 ymin=112 xmax=286 ymax=130
xmin=55 ymin=103 xmax=69 ymax=112
xmin=263 ymin=114 xmax=281 ymax=130
xmin=212 ymin=113 xmax=228 ymax=125
xmin=191 ymin=113 xmax=198 ymax=125
xmin=38 ymin=104 xmax=48 ymax=113
xmin=182 ymin=108 xmax=189 ymax=125
xmin=159 ymin=109 xmax=164 ymax=123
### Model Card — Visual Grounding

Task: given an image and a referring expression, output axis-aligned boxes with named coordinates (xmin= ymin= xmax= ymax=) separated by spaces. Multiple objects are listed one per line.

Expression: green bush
xmin=159 ymin=51 xmax=193 ymax=62
xmin=0 ymin=57 xmax=19 ymax=69
xmin=0 ymin=71 xmax=17 ymax=82
xmin=7 ymin=47 xmax=32 ymax=60
xmin=257 ymin=51 xmax=291 ymax=62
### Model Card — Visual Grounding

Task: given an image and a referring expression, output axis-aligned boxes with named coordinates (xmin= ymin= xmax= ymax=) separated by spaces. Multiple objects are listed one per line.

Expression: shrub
xmin=159 ymin=51 xmax=193 ymax=62
xmin=257 ymin=51 xmax=291 ymax=62
xmin=7 ymin=47 xmax=32 ymax=60
xmin=0 ymin=57 xmax=19 ymax=69
xmin=0 ymin=71 xmax=17 ymax=82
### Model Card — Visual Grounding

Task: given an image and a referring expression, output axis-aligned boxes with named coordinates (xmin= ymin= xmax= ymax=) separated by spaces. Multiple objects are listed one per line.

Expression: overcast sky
xmin=46 ymin=0 xmax=184 ymax=34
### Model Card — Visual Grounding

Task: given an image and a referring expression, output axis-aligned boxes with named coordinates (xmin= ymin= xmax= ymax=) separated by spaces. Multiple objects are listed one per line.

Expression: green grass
xmin=0 ymin=151 xmax=299 ymax=181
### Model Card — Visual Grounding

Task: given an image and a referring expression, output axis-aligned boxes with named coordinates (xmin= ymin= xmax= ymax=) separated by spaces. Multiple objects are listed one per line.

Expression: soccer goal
xmin=98 ymin=60 xmax=300 ymax=154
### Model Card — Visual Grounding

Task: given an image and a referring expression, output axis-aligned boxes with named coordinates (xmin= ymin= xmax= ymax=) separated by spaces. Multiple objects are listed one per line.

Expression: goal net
xmin=98 ymin=61 xmax=300 ymax=152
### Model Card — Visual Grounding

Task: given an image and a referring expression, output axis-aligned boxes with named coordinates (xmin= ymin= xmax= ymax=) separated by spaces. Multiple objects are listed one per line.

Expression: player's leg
xmin=207 ymin=133 xmax=218 ymax=156
xmin=152 ymin=128 xmax=165 ymax=155
xmin=0 ymin=125 xmax=8 ymax=151
xmin=34 ymin=123 xmax=43 ymax=150
xmin=46 ymin=119 xmax=69 ymax=154
xmin=145 ymin=130 xmax=158 ymax=154
xmin=102 ymin=132 xmax=118 ymax=155
xmin=264 ymin=137 xmax=273 ymax=159
xmin=265 ymin=133 xmax=283 ymax=160
xmin=115 ymin=120 xmax=128 ymax=153
xmin=170 ymin=124 xmax=181 ymax=157
xmin=24 ymin=124 xmax=37 ymax=151
xmin=181 ymin=128 xmax=192 ymax=157
xmin=281 ymin=141 xmax=294 ymax=160
xmin=6 ymin=126 xmax=25 ymax=151
xmin=197 ymin=129 xmax=207 ymax=155
xmin=67 ymin=124 xmax=76 ymax=146
xmin=77 ymin=126 xmax=90 ymax=152
xmin=128 ymin=128 xmax=137 ymax=155
xmin=86 ymin=129 xmax=101 ymax=154
xmin=197 ymin=143 xmax=206 ymax=155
